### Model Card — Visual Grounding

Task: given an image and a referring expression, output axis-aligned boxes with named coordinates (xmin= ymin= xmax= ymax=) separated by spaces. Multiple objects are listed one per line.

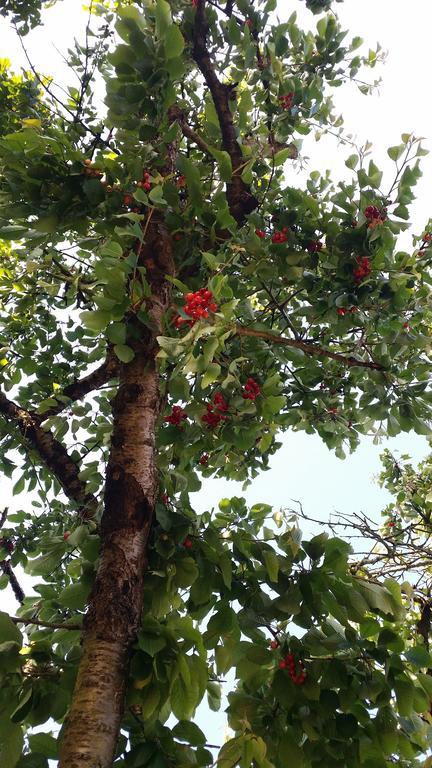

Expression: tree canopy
xmin=0 ymin=1 xmax=431 ymax=766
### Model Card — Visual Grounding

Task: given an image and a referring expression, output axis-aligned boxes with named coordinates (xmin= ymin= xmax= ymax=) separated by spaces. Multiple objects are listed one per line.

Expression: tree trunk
xmin=58 ymin=220 xmax=174 ymax=768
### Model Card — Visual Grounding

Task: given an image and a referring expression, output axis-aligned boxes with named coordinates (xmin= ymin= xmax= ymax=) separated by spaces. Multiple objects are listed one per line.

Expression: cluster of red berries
xmin=364 ymin=205 xmax=385 ymax=220
xmin=202 ymin=392 xmax=229 ymax=428
xmin=199 ymin=453 xmax=209 ymax=465
xmin=364 ymin=205 xmax=387 ymax=229
xmin=174 ymin=288 xmax=218 ymax=329
xmin=418 ymin=232 xmax=431 ymax=256
xmin=242 ymin=378 xmax=261 ymax=400
xmin=164 ymin=405 xmax=187 ymax=427
xmin=279 ymin=92 xmax=294 ymax=110
xmin=353 ymin=256 xmax=371 ymax=284
xmin=0 ymin=538 xmax=14 ymax=553
xmin=137 ymin=169 xmax=152 ymax=192
xmin=279 ymin=653 xmax=307 ymax=685
xmin=271 ymin=228 xmax=289 ymax=244
xmin=306 ymin=240 xmax=323 ymax=253
xmin=337 ymin=306 xmax=358 ymax=316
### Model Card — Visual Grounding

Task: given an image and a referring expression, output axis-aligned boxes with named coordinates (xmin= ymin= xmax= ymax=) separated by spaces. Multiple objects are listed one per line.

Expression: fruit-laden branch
xmin=37 ymin=348 xmax=119 ymax=421
xmin=234 ymin=325 xmax=385 ymax=370
xmin=0 ymin=391 xmax=98 ymax=518
xmin=192 ymin=0 xmax=258 ymax=223
xmin=0 ymin=560 xmax=25 ymax=603
xmin=11 ymin=615 xmax=82 ymax=630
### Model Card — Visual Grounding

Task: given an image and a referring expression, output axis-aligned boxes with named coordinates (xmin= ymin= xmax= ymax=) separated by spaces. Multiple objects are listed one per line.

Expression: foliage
xmin=2 ymin=498 xmax=432 ymax=767
xmin=0 ymin=0 xmax=431 ymax=765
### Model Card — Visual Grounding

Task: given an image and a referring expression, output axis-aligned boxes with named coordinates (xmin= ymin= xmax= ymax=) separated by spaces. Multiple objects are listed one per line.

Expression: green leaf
xmin=164 ymin=25 xmax=184 ymax=59
xmin=0 ymin=724 xmax=23 ymax=768
xmin=172 ymin=720 xmax=207 ymax=746
xmin=27 ymin=734 xmax=57 ymax=760
xmin=0 ymin=612 xmax=22 ymax=646
xmin=387 ymin=144 xmax=405 ymax=162
xmin=201 ymin=362 xmax=221 ymax=389
xmin=171 ymin=676 xmax=197 ymax=719
xmin=394 ymin=678 xmax=414 ymax=716
xmin=155 ymin=0 xmax=172 ymax=40
xmin=219 ymin=552 xmax=232 ymax=590
xmin=177 ymin=156 xmax=203 ymax=210
xmin=80 ymin=310 xmax=111 ymax=333
xmin=209 ymin=148 xmax=232 ymax=183
xmin=263 ymin=550 xmax=279 ymax=583
xmin=345 ymin=154 xmax=359 ymax=169
xmin=113 ymin=344 xmax=135 ymax=363
xmin=58 ymin=582 xmax=91 ymax=610
xmin=405 ymin=645 xmax=432 ymax=668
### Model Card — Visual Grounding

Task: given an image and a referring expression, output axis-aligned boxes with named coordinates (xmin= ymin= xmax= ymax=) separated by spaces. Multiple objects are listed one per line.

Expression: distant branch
xmin=234 ymin=325 xmax=385 ymax=370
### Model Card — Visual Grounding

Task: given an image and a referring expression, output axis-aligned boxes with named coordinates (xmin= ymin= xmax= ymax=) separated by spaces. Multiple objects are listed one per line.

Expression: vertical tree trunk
xmin=58 ymin=222 xmax=174 ymax=768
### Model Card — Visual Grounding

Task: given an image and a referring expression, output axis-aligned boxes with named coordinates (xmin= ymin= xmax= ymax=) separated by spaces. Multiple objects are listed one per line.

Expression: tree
xmin=0 ymin=0 xmax=431 ymax=766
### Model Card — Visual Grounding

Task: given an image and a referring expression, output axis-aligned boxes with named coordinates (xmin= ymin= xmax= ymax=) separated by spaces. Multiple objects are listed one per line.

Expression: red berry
xmin=255 ymin=229 xmax=266 ymax=239
xmin=123 ymin=194 xmax=134 ymax=206
xmin=164 ymin=405 xmax=187 ymax=426
xmin=143 ymin=182 xmax=151 ymax=191
xmin=199 ymin=453 xmax=209 ymax=465
xmin=337 ymin=308 xmax=346 ymax=316
xmin=183 ymin=537 xmax=193 ymax=549
xmin=306 ymin=240 xmax=323 ymax=253
xmin=63 ymin=532 xmax=70 ymax=541
xmin=279 ymin=659 xmax=287 ymax=669
xmin=161 ymin=494 xmax=169 ymax=504
xmin=270 ymin=640 xmax=279 ymax=650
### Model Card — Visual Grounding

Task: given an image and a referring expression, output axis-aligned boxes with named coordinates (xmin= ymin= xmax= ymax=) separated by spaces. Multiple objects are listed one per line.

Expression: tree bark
xmin=58 ymin=219 xmax=174 ymax=768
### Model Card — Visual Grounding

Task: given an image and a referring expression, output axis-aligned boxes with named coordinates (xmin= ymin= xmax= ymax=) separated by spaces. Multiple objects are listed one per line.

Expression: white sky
xmin=0 ymin=0 xmax=431 ymax=743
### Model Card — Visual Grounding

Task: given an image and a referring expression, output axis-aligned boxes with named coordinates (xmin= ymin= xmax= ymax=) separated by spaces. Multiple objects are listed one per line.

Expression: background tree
xmin=0 ymin=0 xmax=431 ymax=766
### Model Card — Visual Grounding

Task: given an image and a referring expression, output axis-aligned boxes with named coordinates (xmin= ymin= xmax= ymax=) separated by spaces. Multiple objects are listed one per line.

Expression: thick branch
xmin=0 ymin=560 xmax=25 ymax=603
xmin=0 ymin=390 xmax=98 ymax=518
xmin=11 ymin=615 xmax=82 ymax=631
xmin=38 ymin=350 xmax=119 ymax=421
xmin=192 ymin=0 xmax=258 ymax=223
xmin=234 ymin=325 xmax=385 ymax=370
xmin=168 ymin=105 xmax=214 ymax=158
